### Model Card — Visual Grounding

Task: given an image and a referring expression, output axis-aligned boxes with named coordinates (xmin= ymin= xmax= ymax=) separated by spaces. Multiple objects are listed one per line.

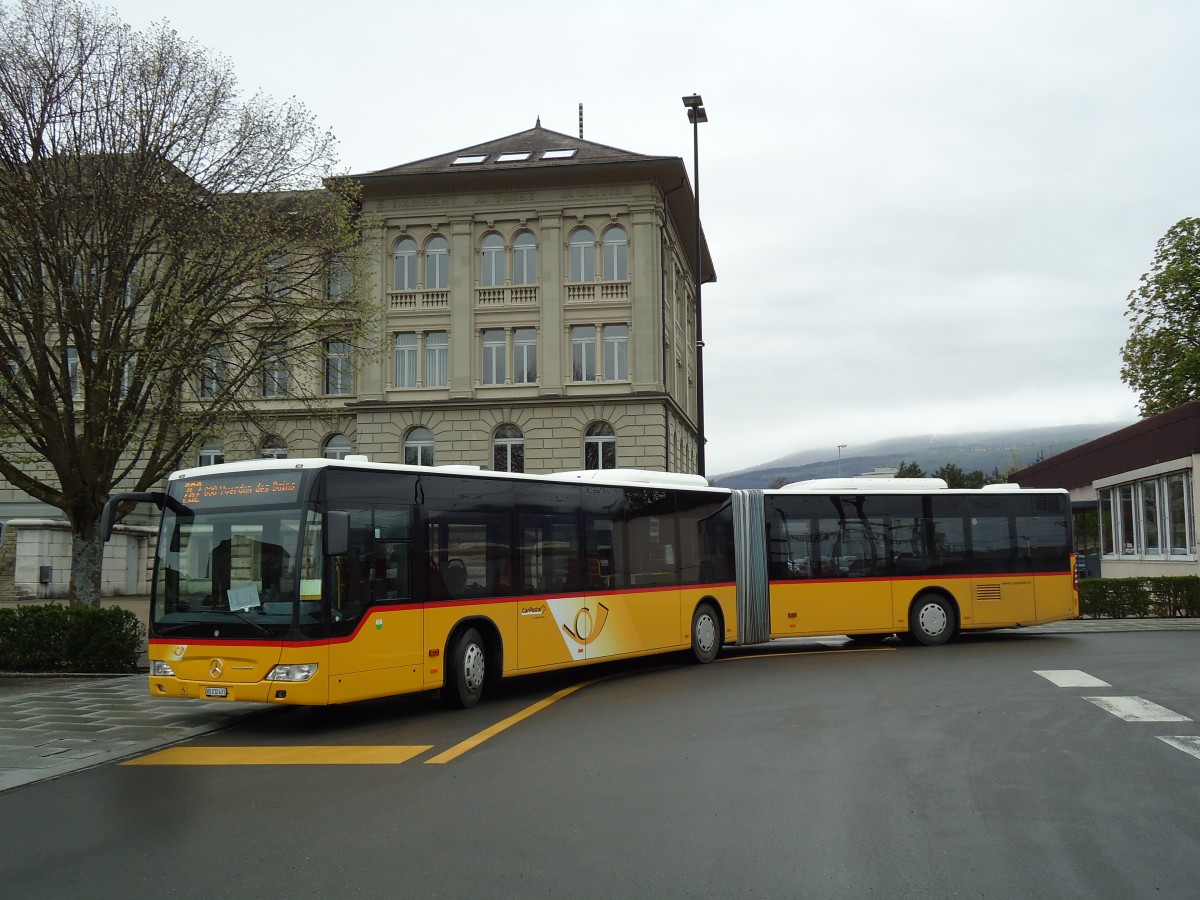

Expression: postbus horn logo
xmin=561 ymin=603 xmax=610 ymax=645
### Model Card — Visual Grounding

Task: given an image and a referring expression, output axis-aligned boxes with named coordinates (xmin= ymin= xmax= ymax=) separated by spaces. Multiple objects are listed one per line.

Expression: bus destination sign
xmin=175 ymin=474 xmax=302 ymax=508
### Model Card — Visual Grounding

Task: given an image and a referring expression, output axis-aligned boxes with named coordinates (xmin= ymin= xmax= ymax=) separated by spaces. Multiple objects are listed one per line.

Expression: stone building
xmin=0 ymin=123 xmax=713 ymax=598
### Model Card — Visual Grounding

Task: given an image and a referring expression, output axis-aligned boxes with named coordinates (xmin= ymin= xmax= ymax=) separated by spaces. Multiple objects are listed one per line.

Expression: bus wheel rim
xmin=919 ymin=603 xmax=947 ymax=636
xmin=463 ymin=643 xmax=485 ymax=692
xmin=696 ymin=613 xmax=716 ymax=652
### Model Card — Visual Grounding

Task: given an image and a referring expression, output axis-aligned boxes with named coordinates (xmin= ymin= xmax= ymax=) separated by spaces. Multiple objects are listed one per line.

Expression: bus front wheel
xmin=445 ymin=627 xmax=486 ymax=708
xmin=689 ymin=602 xmax=720 ymax=664
xmin=908 ymin=594 xmax=956 ymax=646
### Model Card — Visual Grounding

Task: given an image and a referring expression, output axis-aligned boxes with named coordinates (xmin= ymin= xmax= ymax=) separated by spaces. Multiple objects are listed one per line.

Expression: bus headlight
xmin=265 ymin=664 xmax=319 ymax=682
xmin=151 ymin=660 xmax=175 ymax=676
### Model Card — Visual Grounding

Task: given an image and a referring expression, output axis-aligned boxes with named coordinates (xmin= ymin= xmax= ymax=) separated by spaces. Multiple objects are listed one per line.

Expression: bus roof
xmin=774 ymin=477 xmax=1062 ymax=495
xmin=167 ymin=457 xmax=720 ymax=492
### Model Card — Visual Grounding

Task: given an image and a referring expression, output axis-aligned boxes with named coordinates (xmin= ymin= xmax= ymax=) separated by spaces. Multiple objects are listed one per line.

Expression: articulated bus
xmin=101 ymin=461 xmax=1077 ymax=708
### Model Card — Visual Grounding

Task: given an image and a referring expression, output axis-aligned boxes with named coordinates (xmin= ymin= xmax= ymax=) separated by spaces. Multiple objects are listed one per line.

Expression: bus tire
xmin=689 ymin=602 xmax=721 ymax=664
xmin=908 ymin=594 xmax=956 ymax=646
xmin=445 ymin=627 xmax=486 ymax=708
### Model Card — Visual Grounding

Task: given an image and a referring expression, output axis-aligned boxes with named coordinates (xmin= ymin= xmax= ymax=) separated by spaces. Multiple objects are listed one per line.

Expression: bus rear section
xmin=752 ymin=480 xmax=1078 ymax=644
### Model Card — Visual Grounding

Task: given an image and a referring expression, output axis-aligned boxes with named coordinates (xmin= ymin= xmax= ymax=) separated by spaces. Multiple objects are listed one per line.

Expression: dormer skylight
xmin=541 ymin=149 xmax=577 ymax=160
xmin=496 ymin=152 xmax=532 ymax=162
xmin=452 ymin=154 xmax=488 ymax=165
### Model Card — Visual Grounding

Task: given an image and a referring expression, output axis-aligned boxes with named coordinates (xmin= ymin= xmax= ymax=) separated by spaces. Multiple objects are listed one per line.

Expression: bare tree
xmin=0 ymin=0 xmax=372 ymax=604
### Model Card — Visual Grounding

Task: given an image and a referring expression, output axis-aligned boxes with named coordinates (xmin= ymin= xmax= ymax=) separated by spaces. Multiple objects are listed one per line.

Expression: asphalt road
xmin=2 ymin=630 xmax=1199 ymax=899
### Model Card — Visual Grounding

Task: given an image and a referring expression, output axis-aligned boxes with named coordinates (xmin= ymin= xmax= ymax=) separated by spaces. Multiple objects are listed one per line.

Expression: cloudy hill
xmin=711 ymin=422 xmax=1129 ymax=489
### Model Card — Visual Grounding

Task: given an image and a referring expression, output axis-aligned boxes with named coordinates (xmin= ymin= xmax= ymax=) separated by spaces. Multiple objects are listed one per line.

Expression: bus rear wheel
xmin=908 ymin=594 xmax=956 ymax=646
xmin=689 ymin=602 xmax=720 ymax=664
xmin=445 ymin=627 xmax=486 ymax=708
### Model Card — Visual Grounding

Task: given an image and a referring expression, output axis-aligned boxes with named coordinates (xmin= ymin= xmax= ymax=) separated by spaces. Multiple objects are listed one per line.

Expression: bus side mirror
xmin=324 ymin=511 xmax=350 ymax=557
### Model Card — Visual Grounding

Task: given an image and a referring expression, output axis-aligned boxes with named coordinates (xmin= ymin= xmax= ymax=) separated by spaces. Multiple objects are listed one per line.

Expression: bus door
xmin=517 ymin=514 xmax=585 ymax=670
xmin=968 ymin=512 xmax=1036 ymax=626
xmin=327 ymin=506 xmax=422 ymax=701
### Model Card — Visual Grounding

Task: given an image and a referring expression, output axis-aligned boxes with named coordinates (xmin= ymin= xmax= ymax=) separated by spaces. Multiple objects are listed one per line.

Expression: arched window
xmin=493 ymin=424 xmax=524 ymax=473
xmin=404 ymin=427 xmax=434 ymax=466
xmin=602 ymin=225 xmax=628 ymax=281
xmin=513 ymin=231 xmax=537 ymax=285
xmin=569 ymin=227 xmax=595 ymax=283
xmin=261 ymin=435 xmax=288 ymax=459
xmin=481 ymin=233 xmax=505 ymax=287
xmin=393 ymin=238 xmax=417 ymax=291
xmin=425 ymin=236 xmax=449 ymax=290
xmin=323 ymin=434 xmax=352 ymax=460
xmin=584 ymin=421 xmax=616 ymax=470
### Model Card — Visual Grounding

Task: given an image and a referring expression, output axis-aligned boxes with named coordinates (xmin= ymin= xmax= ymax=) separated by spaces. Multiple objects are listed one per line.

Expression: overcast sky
xmin=103 ymin=0 xmax=1200 ymax=475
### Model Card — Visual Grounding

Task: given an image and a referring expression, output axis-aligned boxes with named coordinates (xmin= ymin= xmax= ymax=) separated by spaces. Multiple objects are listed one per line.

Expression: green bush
xmin=1079 ymin=576 xmax=1200 ymax=619
xmin=0 ymin=604 xmax=145 ymax=672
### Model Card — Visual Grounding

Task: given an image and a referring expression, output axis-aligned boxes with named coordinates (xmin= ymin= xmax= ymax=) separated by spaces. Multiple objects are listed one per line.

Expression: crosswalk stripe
xmin=1158 ymin=737 xmax=1200 ymax=760
xmin=1083 ymin=696 xmax=1191 ymax=723
xmin=1035 ymin=669 xmax=1110 ymax=688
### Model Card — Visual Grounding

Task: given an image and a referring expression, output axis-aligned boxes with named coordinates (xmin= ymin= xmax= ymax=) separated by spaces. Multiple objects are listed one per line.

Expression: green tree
xmin=0 ymin=0 xmax=371 ymax=604
xmin=896 ymin=460 xmax=925 ymax=478
xmin=1120 ymin=217 xmax=1200 ymax=415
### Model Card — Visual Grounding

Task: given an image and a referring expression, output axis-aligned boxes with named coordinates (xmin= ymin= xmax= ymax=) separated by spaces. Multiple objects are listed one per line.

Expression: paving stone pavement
xmin=0 ymin=675 xmax=272 ymax=792
xmin=0 ymin=618 xmax=1196 ymax=793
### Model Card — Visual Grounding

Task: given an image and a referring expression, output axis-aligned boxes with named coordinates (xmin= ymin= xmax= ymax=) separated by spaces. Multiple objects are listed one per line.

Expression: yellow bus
xmin=734 ymin=478 xmax=1078 ymax=646
xmin=102 ymin=464 xmax=1076 ymax=708
xmin=104 ymin=459 xmax=736 ymax=708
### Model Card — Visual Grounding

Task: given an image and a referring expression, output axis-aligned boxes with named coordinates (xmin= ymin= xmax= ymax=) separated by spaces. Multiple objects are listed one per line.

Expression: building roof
xmin=361 ymin=123 xmax=668 ymax=176
xmin=352 ymin=123 xmax=715 ymax=285
xmin=1012 ymin=402 xmax=1200 ymax=489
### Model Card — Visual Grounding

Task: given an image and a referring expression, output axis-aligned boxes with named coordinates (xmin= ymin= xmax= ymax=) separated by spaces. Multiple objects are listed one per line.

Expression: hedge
xmin=1079 ymin=576 xmax=1200 ymax=619
xmin=0 ymin=604 xmax=145 ymax=673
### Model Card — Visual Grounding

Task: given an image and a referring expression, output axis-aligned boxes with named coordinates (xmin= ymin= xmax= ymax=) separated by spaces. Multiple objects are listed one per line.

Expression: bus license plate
xmin=205 ymin=686 xmax=229 ymax=698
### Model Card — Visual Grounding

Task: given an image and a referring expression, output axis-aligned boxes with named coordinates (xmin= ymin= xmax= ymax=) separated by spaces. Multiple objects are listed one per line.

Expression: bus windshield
xmin=152 ymin=483 xmax=327 ymax=640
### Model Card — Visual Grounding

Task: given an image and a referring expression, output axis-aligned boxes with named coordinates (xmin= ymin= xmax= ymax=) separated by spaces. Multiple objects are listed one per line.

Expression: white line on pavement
xmin=1083 ymin=696 xmax=1192 ymax=722
xmin=1158 ymin=737 xmax=1200 ymax=760
xmin=1034 ymin=669 xmax=1111 ymax=688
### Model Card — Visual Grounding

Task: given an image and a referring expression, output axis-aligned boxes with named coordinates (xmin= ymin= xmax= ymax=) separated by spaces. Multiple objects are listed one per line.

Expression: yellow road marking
xmin=425 ymin=679 xmax=596 ymax=764
xmin=122 ymin=745 xmax=433 ymax=766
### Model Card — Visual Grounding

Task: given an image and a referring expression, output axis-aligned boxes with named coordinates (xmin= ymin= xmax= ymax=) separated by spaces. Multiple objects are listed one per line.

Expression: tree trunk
xmin=70 ymin=523 xmax=104 ymax=608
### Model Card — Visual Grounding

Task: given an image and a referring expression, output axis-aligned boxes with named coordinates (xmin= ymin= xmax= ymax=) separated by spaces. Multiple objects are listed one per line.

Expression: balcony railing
xmin=566 ymin=281 xmax=630 ymax=303
xmin=476 ymin=285 xmax=539 ymax=307
xmin=389 ymin=290 xmax=449 ymax=311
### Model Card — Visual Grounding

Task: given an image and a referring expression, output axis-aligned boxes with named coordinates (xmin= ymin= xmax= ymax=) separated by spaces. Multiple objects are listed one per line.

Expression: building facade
xmin=0 ymin=123 xmax=714 ymax=599
xmin=1012 ymin=403 xmax=1200 ymax=578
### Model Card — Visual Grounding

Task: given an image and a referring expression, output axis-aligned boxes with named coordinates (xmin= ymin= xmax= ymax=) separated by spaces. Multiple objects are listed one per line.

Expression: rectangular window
xmin=394 ymin=333 xmax=418 ymax=387
xmin=570 ymin=244 xmax=594 ymax=283
xmin=200 ymin=347 xmax=226 ymax=399
xmin=571 ymin=325 xmax=596 ymax=381
xmin=603 ymin=324 xmax=629 ymax=381
xmin=1166 ymin=473 xmax=1193 ymax=555
xmin=1118 ymin=484 xmax=1136 ymax=555
xmin=482 ymin=329 xmax=505 ymax=385
xmin=66 ymin=346 xmax=79 ymax=397
xmin=262 ymin=343 xmax=288 ymax=397
xmin=513 ymin=328 xmax=537 ymax=383
xmin=1100 ymin=489 xmax=1115 ymax=556
xmin=325 ymin=341 xmax=353 ymax=395
xmin=1140 ymin=479 xmax=1162 ymax=556
xmin=425 ymin=331 xmax=448 ymax=387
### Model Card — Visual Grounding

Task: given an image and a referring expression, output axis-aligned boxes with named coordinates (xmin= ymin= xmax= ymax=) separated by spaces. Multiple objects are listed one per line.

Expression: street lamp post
xmin=838 ymin=444 xmax=847 ymax=477
xmin=682 ymin=93 xmax=708 ymax=476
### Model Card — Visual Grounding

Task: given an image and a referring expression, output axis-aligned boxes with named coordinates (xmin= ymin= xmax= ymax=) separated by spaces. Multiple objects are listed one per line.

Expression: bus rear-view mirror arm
xmin=100 ymin=491 xmax=169 ymax=542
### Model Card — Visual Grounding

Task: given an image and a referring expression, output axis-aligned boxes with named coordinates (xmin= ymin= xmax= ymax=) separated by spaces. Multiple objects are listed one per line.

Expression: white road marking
xmin=1159 ymin=737 xmax=1200 ymax=760
xmin=1084 ymin=696 xmax=1191 ymax=722
xmin=1035 ymin=669 xmax=1111 ymax=688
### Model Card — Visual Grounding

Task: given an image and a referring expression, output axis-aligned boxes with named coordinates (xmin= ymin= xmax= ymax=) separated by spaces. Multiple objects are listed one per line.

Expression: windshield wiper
xmin=221 ymin=609 xmax=275 ymax=637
